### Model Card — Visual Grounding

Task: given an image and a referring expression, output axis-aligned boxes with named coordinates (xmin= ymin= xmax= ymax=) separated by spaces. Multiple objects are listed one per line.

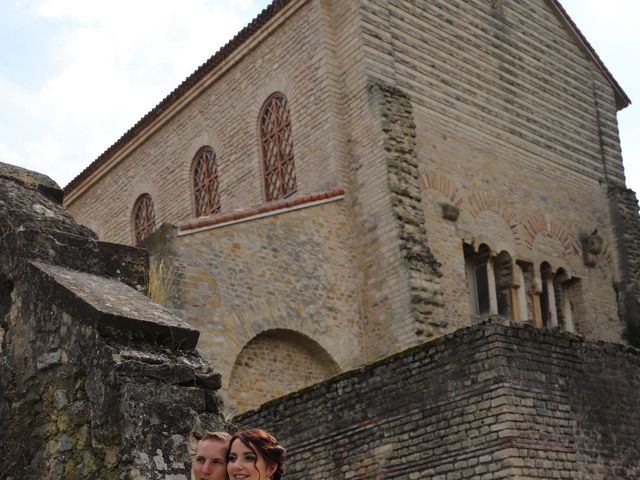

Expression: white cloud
xmin=1 ymin=0 xmax=268 ymax=186
xmin=1 ymin=0 xmax=638 ymax=194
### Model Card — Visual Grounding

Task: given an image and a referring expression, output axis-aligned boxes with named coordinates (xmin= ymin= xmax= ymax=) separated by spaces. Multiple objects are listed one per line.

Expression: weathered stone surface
xmin=608 ymin=186 xmax=640 ymax=346
xmin=0 ymin=162 xmax=225 ymax=479
xmin=0 ymin=161 xmax=92 ymax=239
xmin=31 ymin=260 xmax=199 ymax=348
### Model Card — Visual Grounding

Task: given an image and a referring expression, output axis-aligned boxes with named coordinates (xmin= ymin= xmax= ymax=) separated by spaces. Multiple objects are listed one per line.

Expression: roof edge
xmin=548 ymin=0 xmax=630 ymax=111
xmin=63 ymin=0 xmax=293 ymax=198
xmin=64 ymin=0 xmax=631 ymax=200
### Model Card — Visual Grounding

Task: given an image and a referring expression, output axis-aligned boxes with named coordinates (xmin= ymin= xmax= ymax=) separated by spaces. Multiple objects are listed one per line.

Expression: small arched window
xmin=260 ymin=92 xmax=296 ymax=201
xmin=133 ymin=193 xmax=155 ymax=245
xmin=193 ymin=146 xmax=221 ymax=217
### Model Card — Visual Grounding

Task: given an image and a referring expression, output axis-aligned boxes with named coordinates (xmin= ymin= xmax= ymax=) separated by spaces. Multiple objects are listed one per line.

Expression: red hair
xmin=228 ymin=429 xmax=286 ymax=480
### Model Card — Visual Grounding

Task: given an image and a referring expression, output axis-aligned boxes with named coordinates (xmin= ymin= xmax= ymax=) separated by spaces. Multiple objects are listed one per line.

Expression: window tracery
xmin=260 ymin=93 xmax=296 ymax=201
xmin=193 ymin=146 xmax=221 ymax=217
xmin=133 ymin=193 xmax=155 ymax=245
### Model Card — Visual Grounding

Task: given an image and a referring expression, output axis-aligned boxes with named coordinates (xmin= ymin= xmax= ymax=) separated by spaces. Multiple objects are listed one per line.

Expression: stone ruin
xmin=2 ymin=160 xmax=640 ymax=480
xmin=0 ymin=161 xmax=225 ymax=479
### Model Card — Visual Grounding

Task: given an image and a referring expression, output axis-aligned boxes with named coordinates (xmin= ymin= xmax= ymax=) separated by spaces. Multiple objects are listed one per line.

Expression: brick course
xmin=237 ymin=318 xmax=640 ymax=479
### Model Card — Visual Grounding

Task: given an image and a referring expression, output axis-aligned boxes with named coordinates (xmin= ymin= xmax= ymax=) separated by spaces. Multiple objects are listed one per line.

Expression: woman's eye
xmin=228 ymin=454 xmax=237 ymax=462
xmin=245 ymin=454 xmax=256 ymax=462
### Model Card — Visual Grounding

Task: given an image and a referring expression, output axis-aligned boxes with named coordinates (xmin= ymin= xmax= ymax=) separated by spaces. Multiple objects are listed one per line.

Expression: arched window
xmin=259 ymin=92 xmax=296 ymax=201
xmin=133 ymin=193 xmax=155 ymax=245
xmin=193 ymin=146 xmax=221 ymax=217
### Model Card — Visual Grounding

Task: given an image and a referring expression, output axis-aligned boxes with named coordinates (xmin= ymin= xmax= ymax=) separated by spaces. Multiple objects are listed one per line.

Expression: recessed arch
xmin=523 ymin=214 xmax=580 ymax=256
xmin=228 ymin=329 xmax=339 ymax=414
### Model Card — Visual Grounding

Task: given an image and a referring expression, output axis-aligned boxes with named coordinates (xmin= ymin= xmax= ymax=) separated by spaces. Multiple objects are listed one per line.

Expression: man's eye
xmin=213 ymin=459 xmax=224 ymax=465
xmin=194 ymin=456 xmax=205 ymax=463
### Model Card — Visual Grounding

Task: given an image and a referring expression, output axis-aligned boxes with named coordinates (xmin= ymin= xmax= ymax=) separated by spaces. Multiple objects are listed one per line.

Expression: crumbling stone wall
xmin=608 ymin=186 xmax=640 ymax=346
xmin=368 ymin=82 xmax=445 ymax=340
xmin=0 ymin=162 xmax=224 ymax=479
xmin=237 ymin=318 xmax=640 ymax=479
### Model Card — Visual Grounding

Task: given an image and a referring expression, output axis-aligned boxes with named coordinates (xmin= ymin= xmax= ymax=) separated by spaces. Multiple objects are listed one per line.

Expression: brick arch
xmin=418 ymin=167 xmax=464 ymax=207
xmin=467 ymin=192 xmax=521 ymax=244
xmin=522 ymin=214 xmax=580 ymax=256
xmin=228 ymin=329 xmax=340 ymax=414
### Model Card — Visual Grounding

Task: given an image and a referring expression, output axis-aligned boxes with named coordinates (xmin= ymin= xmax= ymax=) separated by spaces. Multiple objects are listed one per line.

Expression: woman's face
xmin=193 ymin=439 xmax=228 ymax=480
xmin=227 ymin=439 xmax=276 ymax=480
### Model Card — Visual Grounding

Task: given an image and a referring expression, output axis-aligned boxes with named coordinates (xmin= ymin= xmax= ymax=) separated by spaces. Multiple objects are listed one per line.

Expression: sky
xmin=0 ymin=0 xmax=638 ymax=193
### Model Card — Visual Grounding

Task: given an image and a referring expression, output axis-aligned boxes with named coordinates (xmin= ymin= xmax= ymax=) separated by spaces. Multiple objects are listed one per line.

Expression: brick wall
xmin=236 ymin=318 xmax=640 ymax=479
xmin=67 ymin=0 xmax=343 ymax=245
xmin=352 ymin=0 xmax=626 ymax=341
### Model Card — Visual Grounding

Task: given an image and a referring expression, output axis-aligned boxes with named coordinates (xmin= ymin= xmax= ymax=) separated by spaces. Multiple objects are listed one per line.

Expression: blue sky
xmin=1 ymin=0 xmax=638 ymax=194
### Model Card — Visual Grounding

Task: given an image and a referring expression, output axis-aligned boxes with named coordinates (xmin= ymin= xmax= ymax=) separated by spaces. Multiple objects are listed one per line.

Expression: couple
xmin=193 ymin=428 xmax=286 ymax=480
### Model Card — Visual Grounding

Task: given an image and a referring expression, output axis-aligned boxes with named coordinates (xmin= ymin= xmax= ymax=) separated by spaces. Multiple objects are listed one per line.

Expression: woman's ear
xmin=267 ymin=462 xmax=277 ymax=478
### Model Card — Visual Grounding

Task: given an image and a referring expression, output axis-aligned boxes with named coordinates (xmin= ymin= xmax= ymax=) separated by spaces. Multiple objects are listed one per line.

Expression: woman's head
xmin=193 ymin=431 xmax=232 ymax=480
xmin=226 ymin=429 xmax=286 ymax=480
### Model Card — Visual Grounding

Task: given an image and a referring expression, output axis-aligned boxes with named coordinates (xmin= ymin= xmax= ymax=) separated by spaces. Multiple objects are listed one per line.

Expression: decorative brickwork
xmin=418 ymin=168 xmax=464 ymax=207
xmin=237 ymin=318 xmax=640 ymax=479
xmin=369 ymin=82 xmax=444 ymax=339
xmin=522 ymin=214 xmax=580 ymax=256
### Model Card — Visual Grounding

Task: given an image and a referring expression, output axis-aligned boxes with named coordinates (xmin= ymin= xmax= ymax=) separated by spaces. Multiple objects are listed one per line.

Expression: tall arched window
xmin=260 ymin=92 xmax=296 ymax=201
xmin=133 ymin=193 xmax=155 ymax=245
xmin=193 ymin=146 xmax=221 ymax=217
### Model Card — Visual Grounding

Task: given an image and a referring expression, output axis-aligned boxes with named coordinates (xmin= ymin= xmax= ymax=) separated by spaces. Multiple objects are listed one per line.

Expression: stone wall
xmin=608 ymin=186 xmax=640 ymax=346
xmin=146 ymin=193 xmax=363 ymax=414
xmin=237 ymin=318 xmax=640 ymax=479
xmin=0 ymin=162 xmax=224 ymax=479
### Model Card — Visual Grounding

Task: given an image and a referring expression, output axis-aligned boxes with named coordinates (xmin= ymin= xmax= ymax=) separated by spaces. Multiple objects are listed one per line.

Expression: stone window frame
xmin=463 ymin=242 xmax=578 ymax=332
xmin=132 ymin=193 xmax=155 ymax=245
xmin=192 ymin=146 xmax=221 ymax=217
xmin=259 ymin=92 xmax=297 ymax=202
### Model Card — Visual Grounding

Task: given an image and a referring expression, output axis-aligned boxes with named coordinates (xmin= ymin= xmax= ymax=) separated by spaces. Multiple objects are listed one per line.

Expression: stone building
xmin=63 ymin=0 xmax=639 ymax=414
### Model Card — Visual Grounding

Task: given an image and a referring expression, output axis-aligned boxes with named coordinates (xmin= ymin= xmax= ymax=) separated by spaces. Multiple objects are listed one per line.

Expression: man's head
xmin=193 ymin=431 xmax=232 ymax=480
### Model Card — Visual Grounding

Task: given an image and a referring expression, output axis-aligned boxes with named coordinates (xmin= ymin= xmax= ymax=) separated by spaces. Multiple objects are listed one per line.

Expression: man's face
xmin=193 ymin=439 xmax=228 ymax=480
